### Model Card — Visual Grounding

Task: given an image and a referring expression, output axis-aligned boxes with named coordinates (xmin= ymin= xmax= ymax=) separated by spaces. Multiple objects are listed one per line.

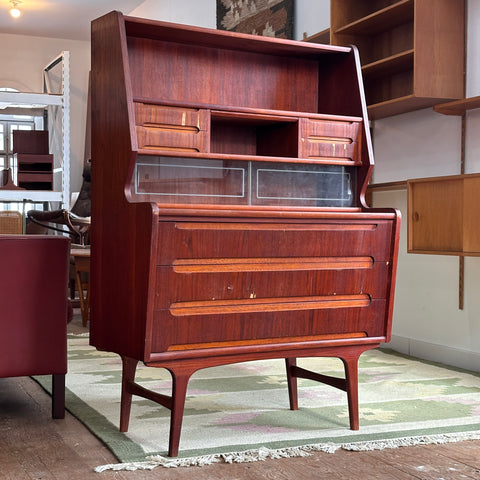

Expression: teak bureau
xmin=90 ymin=11 xmax=400 ymax=457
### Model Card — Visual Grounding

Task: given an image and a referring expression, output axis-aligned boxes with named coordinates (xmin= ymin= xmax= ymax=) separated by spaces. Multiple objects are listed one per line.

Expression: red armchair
xmin=0 ymin=235 xmax=70 ymax=418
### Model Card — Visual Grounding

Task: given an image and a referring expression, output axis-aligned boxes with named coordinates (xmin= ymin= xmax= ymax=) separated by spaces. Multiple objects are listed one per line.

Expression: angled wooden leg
xmin=52 ymin=373 xmax=65 ymax=419
xmin=341 ymin=355 xmax=360 ymax=430
xmin=285 ymin=357 xmax=298 ymax=410
xmin=168 ymin=370 xmax=192 ymax=457
xmin=120 ymin=356 xmax=138 ymax=432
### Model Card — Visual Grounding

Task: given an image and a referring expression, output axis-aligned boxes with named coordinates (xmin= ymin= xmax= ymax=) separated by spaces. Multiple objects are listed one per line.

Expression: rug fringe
xmin=94 ymin=431 xmax=480 ymax=472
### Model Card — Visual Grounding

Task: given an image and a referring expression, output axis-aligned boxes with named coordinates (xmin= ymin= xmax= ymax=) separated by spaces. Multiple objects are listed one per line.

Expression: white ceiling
xmin=0 ymin=0 xmax=146 ymax=41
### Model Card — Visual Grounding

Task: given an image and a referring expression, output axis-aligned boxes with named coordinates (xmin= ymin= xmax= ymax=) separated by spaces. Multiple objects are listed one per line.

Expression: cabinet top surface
xmin=119 ymin=12 xmax=352 ymax=58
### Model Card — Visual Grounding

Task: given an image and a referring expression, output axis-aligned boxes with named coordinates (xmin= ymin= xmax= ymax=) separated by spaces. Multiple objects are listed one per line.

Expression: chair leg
xmin=52 ymin=373 xmax=65 ymax=419
xmin=285 ymin=357 xmax=298 ymax=410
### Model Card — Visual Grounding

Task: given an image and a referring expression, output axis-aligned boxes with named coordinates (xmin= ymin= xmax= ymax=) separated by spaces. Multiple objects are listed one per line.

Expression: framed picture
xmin=217 ymin=0 xmax=294 ymax=39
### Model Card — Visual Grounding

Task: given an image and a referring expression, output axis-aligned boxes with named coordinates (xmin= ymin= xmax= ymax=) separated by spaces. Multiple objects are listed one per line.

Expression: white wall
xmin=129 ymin=0 xmax=216 ymax=28
xmin=0 ymin=34 xmax=90 ymax=194
xmin=294 ymin=0 xmax=329 ymax=41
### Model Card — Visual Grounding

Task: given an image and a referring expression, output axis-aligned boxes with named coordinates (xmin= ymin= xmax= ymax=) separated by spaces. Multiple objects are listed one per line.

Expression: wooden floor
xmin=1 ymin=314 xmax=479 ymax=479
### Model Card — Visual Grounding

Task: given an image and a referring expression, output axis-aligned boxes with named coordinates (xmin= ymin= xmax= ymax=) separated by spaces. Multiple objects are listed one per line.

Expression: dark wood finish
xmin=12 ymin=130 xmax=49 ymax=154
xmin=91 ymin=11 xmax=400 ymax=457
xmin=71 ymin=247 xmax=91 ymax=327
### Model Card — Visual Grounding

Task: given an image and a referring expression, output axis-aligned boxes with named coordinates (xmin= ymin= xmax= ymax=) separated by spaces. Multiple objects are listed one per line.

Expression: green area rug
xmin=36 ymin=335 xmax=480 ymax=471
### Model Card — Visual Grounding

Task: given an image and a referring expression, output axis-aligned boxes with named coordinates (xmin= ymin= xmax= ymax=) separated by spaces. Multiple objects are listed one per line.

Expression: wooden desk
xmin=90 ymin=12 xmax=400 ymax=457
xmin=71 ymin=247 xmax=90 ymax=327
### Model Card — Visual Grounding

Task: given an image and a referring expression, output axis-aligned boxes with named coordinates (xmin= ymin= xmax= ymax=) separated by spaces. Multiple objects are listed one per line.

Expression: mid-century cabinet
xmin=91 ymin=11 xmax=400 ymax=456
xmin=329 ymin=0 xmax=465 ymax=119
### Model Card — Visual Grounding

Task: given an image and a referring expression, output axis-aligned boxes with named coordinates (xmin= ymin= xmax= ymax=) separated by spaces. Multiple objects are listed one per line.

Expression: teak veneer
xmin=90 ymin=11 xmax=400 ymax=457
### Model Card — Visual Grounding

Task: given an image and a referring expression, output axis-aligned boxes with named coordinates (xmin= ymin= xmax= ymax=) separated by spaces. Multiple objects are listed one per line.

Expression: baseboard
xmin=382 ymin=335 xmax=480 ymax=373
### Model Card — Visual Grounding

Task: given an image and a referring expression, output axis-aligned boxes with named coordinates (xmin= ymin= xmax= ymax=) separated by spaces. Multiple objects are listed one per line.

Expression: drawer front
xmin=299 ymin=118 xmax=361 ymax=163
xmin=156 ymin=221 xmax=394 ymax=263
xmin=150 ymin=300 xmax=388 ymax=353
xmin=149 ymin=219 xmax=396 ymax=354
xmin=135 ymin=103 xmax=209 ymax=152
xmin=154 ymin=261 xmax=389 ymax=309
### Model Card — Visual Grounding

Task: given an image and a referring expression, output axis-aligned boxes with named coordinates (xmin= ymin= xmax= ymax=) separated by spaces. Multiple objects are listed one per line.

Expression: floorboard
xmin=1 ymin=314 xmax=479 ymax=479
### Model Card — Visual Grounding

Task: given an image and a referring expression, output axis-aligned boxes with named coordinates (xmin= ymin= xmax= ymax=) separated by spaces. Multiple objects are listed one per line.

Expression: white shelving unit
xmin=0 ymin=51 xmax=70 ymax=208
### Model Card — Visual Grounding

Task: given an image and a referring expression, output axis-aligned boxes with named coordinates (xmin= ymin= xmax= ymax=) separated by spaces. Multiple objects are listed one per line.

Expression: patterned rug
xmin=36 ymin=334 xmax=480 ymax=471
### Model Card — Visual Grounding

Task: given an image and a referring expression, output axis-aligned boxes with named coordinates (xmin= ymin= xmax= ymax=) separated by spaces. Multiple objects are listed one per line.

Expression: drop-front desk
xmin=90 ymin=11 xmax=400 ymax=457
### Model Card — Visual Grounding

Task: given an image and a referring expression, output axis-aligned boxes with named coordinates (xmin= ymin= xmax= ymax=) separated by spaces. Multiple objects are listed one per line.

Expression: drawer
xmin=149 ymin=299 xmax=388 ymax=353
xmin=299 ymin=118 xmax=361 ymax=163
xmin=156 ymin=220 xmax=395 ymax=264
xmin=149 ymin=219 xmax=396 ymax=354
xmin=154 ymin=260 xmax=389 ymax=309
xmin=135 ymin=103 xmax=209 ymax=152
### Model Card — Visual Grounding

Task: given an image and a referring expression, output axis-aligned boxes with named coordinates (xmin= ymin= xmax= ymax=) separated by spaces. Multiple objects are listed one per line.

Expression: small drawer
xmin=299 ymin=118 xmax=361 ymax=163
xmin=135 ymin=103 xmax=209 ymax=152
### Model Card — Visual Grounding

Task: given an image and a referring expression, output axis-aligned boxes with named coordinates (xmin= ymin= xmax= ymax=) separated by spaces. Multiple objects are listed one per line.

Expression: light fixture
xmin=10 ymin=0 xmax=22 ymax=18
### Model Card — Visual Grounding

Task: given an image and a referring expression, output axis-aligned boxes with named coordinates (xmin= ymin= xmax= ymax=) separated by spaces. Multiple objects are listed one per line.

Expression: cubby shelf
xmin=334 ymin=0 xmax=413 ymax=36
xmin=316 ymin=0 xmax=467 ymax=119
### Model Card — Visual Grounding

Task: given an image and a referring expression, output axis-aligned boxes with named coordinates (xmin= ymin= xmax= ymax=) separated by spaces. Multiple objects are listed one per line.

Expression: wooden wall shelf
xmin=434 ymin=96 xmax=480 ymax=116
xmin=321 ymin=0 xmax=466 ymax=119
xmin=368 ymin=180 xmax=407 ymax=192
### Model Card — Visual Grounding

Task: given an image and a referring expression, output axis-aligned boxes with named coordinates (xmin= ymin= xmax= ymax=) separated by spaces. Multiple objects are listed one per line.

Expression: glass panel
xmin=134 ymin=156 xmax=248 ymax=205
xmin=253 ymin=163 xmax=353 ymax=207
xmin=132 ymin=155 xmax=355 ymax=208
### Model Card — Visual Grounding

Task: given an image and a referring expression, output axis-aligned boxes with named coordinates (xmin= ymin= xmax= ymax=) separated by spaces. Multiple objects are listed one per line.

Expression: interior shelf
xmin=368 ymin=94 xmax=440 ymax=120
xmin=303 ymin=28 xmax=330 ymax=45
xmin=334 ymin=0 xmax=413 ymax=36
xmin=362 ymin=49 xmax=414 ymax=79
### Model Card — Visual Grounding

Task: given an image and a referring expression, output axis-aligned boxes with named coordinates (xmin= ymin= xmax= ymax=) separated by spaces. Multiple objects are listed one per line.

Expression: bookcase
xmin=330 ymin=0 xmax=465 ymax=119
xmin=90 ymin=11 xmax=400 ymax=456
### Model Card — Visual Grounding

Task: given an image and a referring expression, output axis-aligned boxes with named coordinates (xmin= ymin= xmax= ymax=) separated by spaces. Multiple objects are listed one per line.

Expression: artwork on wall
xmin=217 ymin=0 xmax=294 ymax=39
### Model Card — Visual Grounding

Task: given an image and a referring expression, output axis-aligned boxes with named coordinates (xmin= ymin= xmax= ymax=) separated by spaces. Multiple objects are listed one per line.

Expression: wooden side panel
xmin=90 ymin=12 xmax=155 ymax=361
xmin=414 ymin=0 xmax=465 ymax=99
